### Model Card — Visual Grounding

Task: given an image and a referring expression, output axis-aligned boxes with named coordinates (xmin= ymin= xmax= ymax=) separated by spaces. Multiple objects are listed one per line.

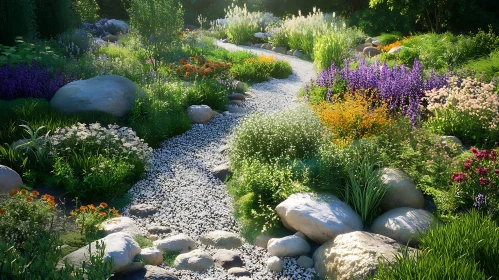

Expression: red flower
xmin=31 ymin=190 xmax=40 ymax=197
xmin=9 ymin=189 xmax=19 ymax=197
xmin=0 ymin=209 xmax=5 ymax=214
xmin=491 ymin=150 xmax=497 ymax=161
xmin=463 ymin=163 xmax=471 ymax=170
xmin=479 ymin=177 xmax=490 ymax=185
xmin=471 ymin=147 xmax=479 ymax=154
xmin=476 ymin=166 xmax=489 ymax=175
xmin=452 ymin=172 xmax=466 ymax=183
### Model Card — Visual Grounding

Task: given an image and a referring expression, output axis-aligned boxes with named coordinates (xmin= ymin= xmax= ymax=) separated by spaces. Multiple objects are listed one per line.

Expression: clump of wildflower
xmin=175 ymin=56 xmax=232 ymax=79
xmin=473 ymin=193 xmax=487 ymax=211
xmin=70 ymin=201 xmax=119 ymax=240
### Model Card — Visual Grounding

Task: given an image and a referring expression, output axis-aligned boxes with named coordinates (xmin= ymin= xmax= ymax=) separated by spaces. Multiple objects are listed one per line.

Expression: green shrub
xmin=270 ymin=60 xmax=293 ymax=79
xmin=461 ymin=51 xmax=499 ymax=82
xmin=185 ymin=78 xmax=229 ymax=111
xmin=0 ymin=39 xmax=63 ymax=67
xmin=230 ymin=106 xmax=324 ymax=165
xmin=72 ymin=0 xmax=100 ymax=23
xmin=376 ymin=32 xmax=402 ymax=45
xmin=129 ymin=0 xmax=184 ymax=70
xmin=34 ymin=0 xmax=75 ymax=38
xmin=313 ymin=28 xmax=364 ymax=70
xmin=231 ymin=57 xmax=272 ymax=82
xmin=229 ymin=159 xmax=311 ymax=232
xmin=0 ymin=0 xmax=37 ymax=45
xmin=371 ymin=211 xmax=499 ymax=279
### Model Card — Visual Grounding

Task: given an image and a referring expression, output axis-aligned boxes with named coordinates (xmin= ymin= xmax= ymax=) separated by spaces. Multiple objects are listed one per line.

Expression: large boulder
xmin=275 ymin=193 xmax=363 ymax=244
xmin=101 ymin=217 xmax=142 ymax=237
xmin=371 ymin=207 xmax=436 ymax=246
xmin=174 ymin=249 xmax=214 ymax=272
xmin=154 ymin=233 xmax=196 ymax=253
xmin=267 ymin=235 xmax=310 ymax=257
xmin=313 ymin=231 xmax=415 ymax=280
xmin=50 ymin=75 xmax=140 ymax=117
xmin=0 ymin=165 xmax=23 ymax=194
xmin=188 ymin=105 xmax=215 ymax=124
xmin=105 ymin=19 xmax=129 ymax=35
xmin=200 ymin=230 xmax=243 ymax=249
xmin=59 ymin=232 xmax=141 ymax=273
xmin=379 ymin=168 xmax=424 ymax=211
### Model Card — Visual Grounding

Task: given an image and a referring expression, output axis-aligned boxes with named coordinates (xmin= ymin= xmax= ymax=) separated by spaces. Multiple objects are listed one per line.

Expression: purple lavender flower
xmin=473 ymin=193 xmax=487 ymax=211
xmin=0 ymin=62 xmax=74 ymax=100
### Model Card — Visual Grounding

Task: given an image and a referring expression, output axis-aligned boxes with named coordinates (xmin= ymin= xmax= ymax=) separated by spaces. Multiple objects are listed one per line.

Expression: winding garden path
xmin=126 ymin=42 xmax=317 ymax=279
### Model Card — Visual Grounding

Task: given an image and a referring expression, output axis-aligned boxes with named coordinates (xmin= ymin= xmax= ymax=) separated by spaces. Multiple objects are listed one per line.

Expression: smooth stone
xmin=440 ymin=136 xmax=464 ymax=151
xmin=0 ymin=165 xmax=23 ymax=194
xmin=228 ymin=93 xmax=246 ymax=101
xmin=118 ymin=265 xmax=179 ymax=280
xmin=388 ymin=46 xmax=408 ymax=55
xmin=147 ymin=225 xmax=171 ymax=234
xmin=230 ymin=100 xmax=243 ymax=105
xmin=297 ymin=255 xmax=314 ymax=269
xmin=188 ymin=105 xmax=214 ymax=124
xmin=363 ymin=46 xmax=381 ymax=57
xmin=266 ymin=256 xmax=283 ymax=272
xmin=102 ymin=34 xmax=119 ymax=42
xmin=173 ymin=249 xmax=214 ymax=272
xmin=200 ymin=230 xmax=243 ymax=249
xmin=154 ymin=233 xmax=196 ymax=253
xmin=212 ymin=163 xmax=231 ymax=182
xmin=212 ymin=249 xmax=244 ymax=269
xmin=101 ymin=217 xmax=142 ymax=237
xmin=380 ymin=168 xmax=424 ymax=211
xmin=253 ymin=235 xmax=272 ymax=249
xmin=372 ymin=40 xmax=381 ymax=47
xmin=272 ymin=46 xmax=287 ymax=54
xmin=129 ymin=204 xmax=159 ymax=218
xmin=136 ymin=247 xmax=163 ymax=265
xmin=371 ymin=207 xmax=436 ymax=247
xmin=267 ymin=235 xmax=310 ymax=257
xmin=234 ymin=81 xmax=245 ymax=92
xmin=226 ymin=105 xmax=247 ymax=114
xmin=228 ymin=267 xmax=251 ymax=277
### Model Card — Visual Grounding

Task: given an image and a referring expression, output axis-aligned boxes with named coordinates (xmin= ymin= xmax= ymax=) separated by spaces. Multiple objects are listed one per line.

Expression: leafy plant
xmin=70 ymin=201 xmax=120 ymax=241
xmin=313 ymin=28 xmax=365 ymax=70
xmin=72 ymin=0 xmax=100 ymax=23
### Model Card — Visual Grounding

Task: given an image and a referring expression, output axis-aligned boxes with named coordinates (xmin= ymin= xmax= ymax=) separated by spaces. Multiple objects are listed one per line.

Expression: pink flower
xmin=476 ymin=166 xmax=489 ymax=175
xmin=463 ymin=163 xmax=471 ymax=170
xmin=452 ymin=172 xmax=466 ymax=183
xmin=479 ymin=177 xmax=490 ymax=185
xmin=471 ymin=147 xmax=479 ymax=154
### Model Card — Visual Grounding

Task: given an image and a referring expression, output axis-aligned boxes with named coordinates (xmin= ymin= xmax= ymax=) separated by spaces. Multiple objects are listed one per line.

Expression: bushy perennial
xmin=224 ymin=4 xmax=279 ymax=45
xmin=423 ymin=76 xmax=498 ymax=129
xmin=50 ymin=122 xmax=152 ymax=161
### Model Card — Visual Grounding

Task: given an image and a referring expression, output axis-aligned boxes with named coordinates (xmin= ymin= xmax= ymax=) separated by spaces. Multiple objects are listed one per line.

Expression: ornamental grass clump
xmin=449 ymin=147 xmax=499 ymax=217
xmin=224 ymin=4 xmax=278 ymax=45
xmin=313 ymin=27 xmax=365 ymax=70
xmin=49 ymin=123 xmax=152 ymax=200
xmin=423 ymin=76 xmax=499 ymax=145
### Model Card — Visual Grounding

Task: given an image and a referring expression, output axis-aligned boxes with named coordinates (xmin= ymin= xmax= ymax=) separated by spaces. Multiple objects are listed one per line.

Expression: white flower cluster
xmin=50 ymin=122 xmax=152 ymax=161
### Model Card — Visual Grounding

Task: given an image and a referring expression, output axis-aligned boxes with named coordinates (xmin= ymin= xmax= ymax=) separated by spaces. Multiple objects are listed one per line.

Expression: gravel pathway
xmin=126 ymin=42 xmax=317 ymax=280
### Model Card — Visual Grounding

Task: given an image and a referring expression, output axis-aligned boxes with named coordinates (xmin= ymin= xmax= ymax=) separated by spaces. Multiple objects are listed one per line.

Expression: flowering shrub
xmin=314 ymin=91 xmax=393 ymax=145
xmin=450 ymin=148 xmax=499 ymax=216
xmin=0 ymin=61 xmax=73 ymax=100
xmin=49 ymin=123 xmax=152 ymax=200
xmin=70 ymin=202 xmax=120 ymax=240
xmin=175 ymin=56 xmax=232 ymax=79
xmin=423 ymin=76 xmax=499 ymax=145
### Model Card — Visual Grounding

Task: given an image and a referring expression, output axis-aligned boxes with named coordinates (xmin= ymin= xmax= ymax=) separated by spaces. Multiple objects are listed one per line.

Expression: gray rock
xmin=228 ymin=93 xmax=246 ymax=101
xmin=228 ymin=267 xmax=251 ymax=277
xmin=234 ymin=81 xmax=245 ymax=92
xmin=267 ymin=235 xmax=310 ymax=257
xmin=105 ymin=19 xmax=129 ymax=35
xmin=148 ymin=234 xmax=159 ymax=241
xmin=188 ymin=105 xmax=214 ymax=124
xmin=218 ymin=144 xmax=230 ymax=154
xmin=372 ymin=40 xmax=381 ymax=47
xmin=226 ymin=105 xmax=247 ymax=115
xmin=276 ymin=193 xmax=363 ymax=244
xmin=116 ymin=262 xmax=144 ymax=275
xmin=294 ymin=231 xmax=307 ymax=240
xmin=371 ymin=207 xmax=436 ymax=247
xmin=253 ymin=235 xmax=272 ymax=249
xmin=272 ymin=46 xmax=287 ymax=54
xmin=102 ymin=34 xmax=119 ymax=42
xmin=263 ymin=43 xmax=273 ymax=50
xmin=388 ymin=46 xmax=408 ymax=55
xmin=50 ymin=75 xmax=140 ymax=117
xmin=147 ymin=225 xmax=171 ymax=234
xmin=58 ymin=232 xmax=141 ymax=273
xmin=314 ymin=231 xmax=416 ymax=279
xmin=129 ymin=204 xmax=159 ymax=218
xmin=200 ymin=230 xmax=243 ymax=249
xmin=213 ymin=249 xmax=244 ymax=269
xmin=293 ymin=50 xmax=305 ymax=58
xmin=267 ymin=238 xmax=278 ymax=248
xmin=297 ymin=256 xmax=313 ymax=269
xmin=118 ymin=265 xmax=179 ymax=280
xmin=174 ymin=249 xmax=214 ymax=272
xmin=356 ymin=43 xmax=373 ymax=52
xmin=0 ymin=165 xmax=23 ymax=194
xmin=380 ymin=168 xmax=424 ymax=211
xmin=266 ymin=256 xmax=283 ymax=272
xmin=254 ymin=32 xmax=268 ymax=39
xmin=363 ymin=46 xmax=381 ymax=57
xmin=222 ymin=38 xmax=229 ymax=43
xmin=135 ymin=247 xmax=163 ymax=265
xmin=230 ymin=100 xmax=243 ymax=105
xmin=286 ymin=50 xmax=293 ymax=55
xmin=253 ymin=44 xmax=263 ymax=48
xmin=212 ymin=163 xmax=231 ymax=182
xmin=101 ymin=217 xmax=142 ymax=237
xmin=154 ymin=233 xmax=196 ymax=253
xmin=365 ymin=37 xmax=377 ymax=44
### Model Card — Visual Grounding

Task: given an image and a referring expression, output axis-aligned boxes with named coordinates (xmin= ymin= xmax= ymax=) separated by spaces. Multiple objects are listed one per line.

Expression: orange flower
xmin=0 ymin=209 xmax=5 ymax=214
xmin=196 ymin=56 xmax=203 ymax=64
xmin=99 ymin=212 xmax=107 ymax=217
xmin=20 ymin=189 xmax=28 ymax=195
xmin=9 ymin=189 xmax=19 ymax=197
xmin=114 ymin=213 xmax=120 ymax=217
xmin=69 ymin=210 xmax=76 ymax=216
xmin=180 ymin=58 xmax=188 ymax=65
xmin=79 ymin=206 xmax=88 ymax=211
xmin=185 ymin=71 xmax=190 ymax=77
xmin=88 ymin=204 xmax=96 ymax=211
xmin=99 ymin=202 xmax=108 ymax=209
xmin=31 ymin=190 xmax=40 ymax=197
xmin=26 ymin=196 xmax=33 ymax=202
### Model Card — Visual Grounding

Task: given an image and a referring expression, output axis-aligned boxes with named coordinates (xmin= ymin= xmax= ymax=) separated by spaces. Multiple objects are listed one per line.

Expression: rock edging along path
xmin=125 ymin=41 xmax=316 ymax=279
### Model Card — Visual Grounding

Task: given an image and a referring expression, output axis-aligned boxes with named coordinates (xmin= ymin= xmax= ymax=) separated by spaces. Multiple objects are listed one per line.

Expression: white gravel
xmin=126 ymin=42 xmax=317 ymax=279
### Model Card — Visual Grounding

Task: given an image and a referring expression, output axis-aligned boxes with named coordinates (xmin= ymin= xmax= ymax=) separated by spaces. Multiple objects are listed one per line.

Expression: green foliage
xmin=0 ymin=38 xmax=62 ymax=67
xmin=376 ymin=32 xmax=402 ymax=45
xmin=229 ymin=159 xmax=311 ymax=233
xmin=72 ymin=0 xmax=100 ymax=23
xmin=34 ymin=0 xmax=75 ymax=38
xmin=231 ymin=57 xmax=272 ymax=82
xmin=348 ymin=3 xmax=414 ymax=36
xmin=57 ymin=29 xmax=94 ymax=58
xmin=163 ymin=250 xmax=181 ymax=267
xmin=371 ymin=211 xmax=499 ymax=279
xmin=186 ymin=78 xmax=229 ymax=111
xmin=460 ymin=51 xmax=499 ymax=82
xmin=96 ymin=0 xmax=130 ymax=19
xmin=71 ymin=200 xmax=119 ymax=241
xmin=230 ymin=106 xmax=324 ymax=165
xmin=270 ymin=60 xmax=293 ymax=79
xmin=129 ymin=0 xmax=184 ymax=69
xmin=0 ymin=0 xmax=37 ymax=45
xmin=134 ymin=235 xmax=153 ymax=248
xmin=224 ymin=4 xmax=269 ymax=45
xmin=313 ymin=28 xmax=365 ymax=70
